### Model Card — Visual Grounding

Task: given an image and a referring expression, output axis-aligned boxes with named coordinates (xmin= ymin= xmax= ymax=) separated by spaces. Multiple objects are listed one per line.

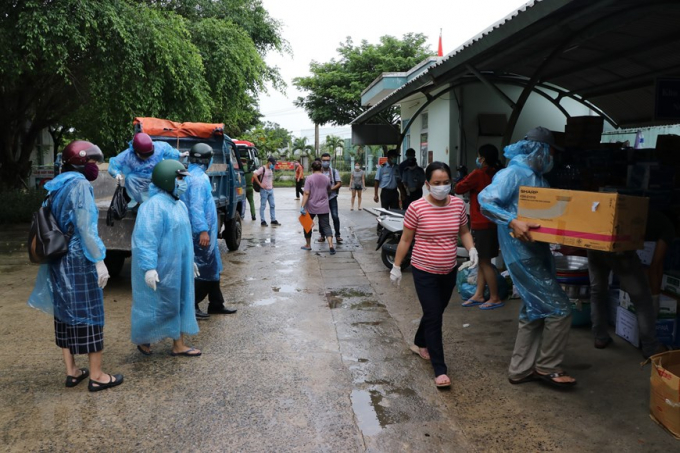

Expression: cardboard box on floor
xmin=516 ymin=187 xmax=649 ymax=252
xmin=648 ymin=350 xmax=680 ymax=439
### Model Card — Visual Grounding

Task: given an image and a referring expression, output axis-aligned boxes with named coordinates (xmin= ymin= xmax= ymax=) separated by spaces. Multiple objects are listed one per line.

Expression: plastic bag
xmin=106 ymin=183 xmax=131 ymax=226
xmin=457 ymin=263 xmax=509 ymax=301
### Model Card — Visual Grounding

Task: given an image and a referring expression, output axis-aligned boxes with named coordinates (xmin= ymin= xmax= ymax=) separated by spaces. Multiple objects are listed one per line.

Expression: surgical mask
xmin=269 ymin=164 xmax=275 ymax=170
xmin=428 ymin=184 xmax=451 ymax=201
xmin=475 ymin=157 xmax=483 ymax=169
xmin=174 ymin=179 xmax=188 ymax=198
xmin=354 ymin=166 xmax=360 ymax=171
xmin=322 ymin=161 xmax=330 ymax=169
xmin=83 ymin=162 xmax=99 ymax=181
xmin=389 ymin=158 xmax=396 ymax=165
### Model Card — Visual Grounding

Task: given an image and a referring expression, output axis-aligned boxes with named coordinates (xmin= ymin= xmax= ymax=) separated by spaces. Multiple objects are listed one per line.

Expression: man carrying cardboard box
xmin=479 ymin=127 xmax=576 ymax=389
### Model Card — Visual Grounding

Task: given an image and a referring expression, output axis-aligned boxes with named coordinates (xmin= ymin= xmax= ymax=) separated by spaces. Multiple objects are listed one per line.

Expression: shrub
xmin=0 ymin=189 xmax=46 ymax=224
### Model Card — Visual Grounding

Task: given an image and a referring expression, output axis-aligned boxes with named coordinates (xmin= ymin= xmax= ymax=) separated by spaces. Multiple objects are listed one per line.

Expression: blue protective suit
xmin=28 ymin=172 xmax=107 ymax=326
xmin=180 ymin=163 xmax=222 ymax=281
xmin=478 ymin=140 xmax=570 ymax=322
xmin=130 ymin=184 xmax=198 ymax=344
xmin=108 ymin=141 xmax=180 ymax=203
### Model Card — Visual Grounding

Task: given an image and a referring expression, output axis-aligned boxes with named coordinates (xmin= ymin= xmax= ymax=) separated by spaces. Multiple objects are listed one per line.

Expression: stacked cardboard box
xmin=616 ymin=290 xmax=678 ymax=347
xmin=565 ymin=116 xmax=604 ymax=149
xmin=648 ymin=350 xmax=680 ymax=439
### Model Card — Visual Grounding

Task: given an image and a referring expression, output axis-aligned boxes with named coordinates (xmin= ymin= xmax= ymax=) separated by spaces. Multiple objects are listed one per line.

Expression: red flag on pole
xmin=437 ymin=29 xmax=443 ymax=57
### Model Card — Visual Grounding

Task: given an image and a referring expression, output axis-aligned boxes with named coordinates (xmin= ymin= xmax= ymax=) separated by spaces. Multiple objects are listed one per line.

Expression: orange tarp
xmin=133 ymin=117 xmax=224 ymax=139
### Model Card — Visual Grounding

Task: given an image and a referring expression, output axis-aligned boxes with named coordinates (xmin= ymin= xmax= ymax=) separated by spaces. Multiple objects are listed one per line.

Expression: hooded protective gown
xmin=130 ymin=184 xmax=198 ymax=345
xmin=28 ymin=172 xmax=107 ymax=326
xmin=180 ymin=163 xmax=222 ymax=281
xmin=108 ymin=141 xmax=180 ymax=203
xmin=478 ymin=140 xmax=571 ymax=322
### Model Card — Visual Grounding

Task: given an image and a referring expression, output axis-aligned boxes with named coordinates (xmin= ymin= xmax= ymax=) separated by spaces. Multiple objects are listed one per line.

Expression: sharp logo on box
xmin=656 ymin=368 xmax=673 ymax=380
xmin=520 ymin=189 xmax=539 ymax=194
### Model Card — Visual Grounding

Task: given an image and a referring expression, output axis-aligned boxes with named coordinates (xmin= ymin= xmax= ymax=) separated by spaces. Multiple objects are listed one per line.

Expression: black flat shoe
xmin=195 ymin=308 xmax=210 ymax=319
xmin=65 ymin=368 xmax=89 ymax=388
xmin=88 ymin=373 xmax=124 ymax=392
xmin=208 ymin=305 xmax=237 ymax=315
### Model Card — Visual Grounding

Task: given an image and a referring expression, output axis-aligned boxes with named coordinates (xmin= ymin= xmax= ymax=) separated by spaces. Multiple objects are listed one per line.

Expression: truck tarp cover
xmin=133 ymin=117 xmax=224 ymax=139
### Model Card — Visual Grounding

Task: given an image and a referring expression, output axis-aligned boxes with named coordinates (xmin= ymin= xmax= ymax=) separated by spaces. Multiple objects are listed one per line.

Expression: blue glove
xmin=300 ymin=207 xmax=307 ymax=215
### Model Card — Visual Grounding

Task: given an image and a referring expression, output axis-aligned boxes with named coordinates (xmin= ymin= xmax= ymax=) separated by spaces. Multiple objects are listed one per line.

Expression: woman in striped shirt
xmin=391 ymin=162 xmax=478 ymax=388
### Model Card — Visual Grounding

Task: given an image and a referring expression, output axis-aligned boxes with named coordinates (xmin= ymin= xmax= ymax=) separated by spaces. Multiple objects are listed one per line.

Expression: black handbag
xmin=106 ymin=183 xmax=131 ymax=226
xmin=28 ymin=195 xmax=71 ymax=264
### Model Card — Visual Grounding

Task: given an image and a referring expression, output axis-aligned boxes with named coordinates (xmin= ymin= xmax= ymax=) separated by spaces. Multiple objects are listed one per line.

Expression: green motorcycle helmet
xmin=152 ymin=159 xmax=190 ymax=194
xmin=188 ymin=142 xmax=214 ymax=163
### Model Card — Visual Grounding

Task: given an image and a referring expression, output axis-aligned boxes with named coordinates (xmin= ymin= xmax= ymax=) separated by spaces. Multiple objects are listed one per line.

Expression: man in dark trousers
xmin=397 ymin=148 xmax=425 ymax=209
xmin=374 ymin=149 xmax=401 ymax=209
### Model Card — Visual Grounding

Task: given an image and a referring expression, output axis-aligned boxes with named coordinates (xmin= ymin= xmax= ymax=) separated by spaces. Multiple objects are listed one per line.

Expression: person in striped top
xmin=391 ymin=162 xmax=478 ymax=388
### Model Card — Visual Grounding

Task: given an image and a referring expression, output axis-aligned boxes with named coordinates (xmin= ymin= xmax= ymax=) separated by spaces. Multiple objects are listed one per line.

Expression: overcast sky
xmin=258 ymin=0 xmax=531 ymax=136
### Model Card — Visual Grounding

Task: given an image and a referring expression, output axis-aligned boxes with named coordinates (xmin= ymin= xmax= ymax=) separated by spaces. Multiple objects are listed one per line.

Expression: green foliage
xmin=240 ymin=121 xmax=293 ymax=160
xmin=292 ymin=137 xmax=314 ymax=158
xmin=0 ymin=189 xmax=46 ymax=224
xmin=293 ymin=34 xmax=433 ymax=126
xmin=324 ymin=135 xmax=345 ymax=156
xmin=0 ymin=0 xmax=287 ymax=189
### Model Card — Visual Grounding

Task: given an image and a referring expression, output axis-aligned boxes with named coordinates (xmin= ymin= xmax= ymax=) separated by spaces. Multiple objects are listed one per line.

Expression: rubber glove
xmin=115 ymin=174 xmax=124 ymax=182
xmin=179 ymin=151 xmax=190 ymax=158
xmin=193 ymin=263 xmax=200 ymax=278
xmin=145 ymin=270 xmax=160 ymax=291
xmin=95 ymin=260 xmax=110 ymax=289
xmin=468 ymin=247 xmax=479 ymax=268
xmin=390 ymin=265 xmax=402 ymax=287
xmin=300 ymin=206 xmax=307 ymax=215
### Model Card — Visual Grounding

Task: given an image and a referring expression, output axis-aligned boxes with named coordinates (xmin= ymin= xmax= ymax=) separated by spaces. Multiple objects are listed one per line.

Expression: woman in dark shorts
xmin=455 ymin=144 xmax=504 ymax=309
xmin=28 ymin=141 xmax=123 ymax=392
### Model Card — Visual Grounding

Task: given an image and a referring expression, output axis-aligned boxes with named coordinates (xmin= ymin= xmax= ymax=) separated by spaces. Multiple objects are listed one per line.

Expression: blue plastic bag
xmin=456 ymin=263 xmax=509 ymax=301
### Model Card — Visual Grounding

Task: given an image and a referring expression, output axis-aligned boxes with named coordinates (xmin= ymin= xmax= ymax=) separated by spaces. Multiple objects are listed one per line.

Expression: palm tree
xmin=324 ymin=135 xmax=345 ymax=157
xmin=292 ymin=136 xmax=314 ymax=158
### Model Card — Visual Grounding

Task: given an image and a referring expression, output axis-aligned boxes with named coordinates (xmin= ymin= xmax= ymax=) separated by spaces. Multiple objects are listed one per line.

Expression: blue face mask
xmin=475 ymin=157 xmax=483 ymax=169
xmin=270 ymin=164 xmax=275 ymax=170
xmin=322 ymin=161 xmax=330 ymax=169
xmin=174 ymin=178 xmax=188 ymax=198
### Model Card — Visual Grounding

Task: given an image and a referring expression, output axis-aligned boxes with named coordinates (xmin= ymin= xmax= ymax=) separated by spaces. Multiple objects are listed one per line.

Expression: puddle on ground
xmin=252 ymin=297 xmax=287 ymax=306
xmin=350 ymin=387 xmax=411 ymax=436
xmin=272 ymin=285 xmax=301 ymax=293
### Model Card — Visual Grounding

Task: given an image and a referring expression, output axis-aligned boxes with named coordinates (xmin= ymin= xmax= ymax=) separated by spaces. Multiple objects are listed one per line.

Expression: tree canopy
xmin=293 ymin=34 xmax=433 ymax=127
xmin=0 ymin=0 xmax=286 ymax=188
xmin=240 ymin=121 xmax=292 ymax=160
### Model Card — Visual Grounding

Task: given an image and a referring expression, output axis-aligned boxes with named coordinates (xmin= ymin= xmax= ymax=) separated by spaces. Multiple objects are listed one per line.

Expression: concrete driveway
xmin=0 ymin=187 xmax=676 ymax=452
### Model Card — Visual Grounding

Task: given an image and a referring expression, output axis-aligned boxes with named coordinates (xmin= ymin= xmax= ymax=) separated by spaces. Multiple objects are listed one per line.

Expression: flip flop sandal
xmin=461 ymin=299 xmax=484 ymax=307
xmin=409 ymin=345 xmax=430 ymax=360
xmin=137 ymin=344 xmax=152 ymax=356
xmin=435 ymin=376 xmax=451 ymax=388
xmin=479 ymin=302 xmax=506 ymax=310
xmin=65 ymin=368 xmax=89 ymax=388
xmin=300 ymin=246 xmax=312 ymax=251
xmin=508 ymin=372 xmax=538 ymax=385
xmin=537 ymin=371 xmax=577 ymax=388
xmin=170 ymin=347 xmax=202 ymax=357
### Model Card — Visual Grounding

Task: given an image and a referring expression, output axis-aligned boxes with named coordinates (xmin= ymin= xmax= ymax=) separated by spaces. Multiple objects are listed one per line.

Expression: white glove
xmin=458 ymin=261 xmax=474 ymax=272
xmin=390 ymin=265 xmax=402 ymax=287
xmin=115 ymin=174 xmax=124 ymax=182
xmin=180 ymin=151 xmax=190 ymax=158
xmin=468 ymin=247 xmax=479 ymax=268
xmin=193 ymin=263 xmax=200 ymax=278
xmin=95 ymin=260 xmax=110 ymax=289
xmin=145 ymin=270 xmax=160 ymax=291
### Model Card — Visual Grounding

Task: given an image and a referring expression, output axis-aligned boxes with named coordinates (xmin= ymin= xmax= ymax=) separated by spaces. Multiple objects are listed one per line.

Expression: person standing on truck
xmin=253 ymin=157 xmax=281 ymax=227
xmin=294 ymin=159 xmax=305 ymax=200
xmin=181 ymin=143 xmax=238 ymax=319
xmin=107 ymin=132 xmax=187 ymax=206
xmin=28 ymin=140 xmax=124 ymax=392
xmin=241 ymin=157 xmax=257 ymax=221
xmin=130 ymin=159 xmax=201 ymax=357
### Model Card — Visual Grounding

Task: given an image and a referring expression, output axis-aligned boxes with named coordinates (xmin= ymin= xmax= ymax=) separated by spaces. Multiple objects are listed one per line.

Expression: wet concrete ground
xmin=1 ymin=188 xmax=678 ymax=452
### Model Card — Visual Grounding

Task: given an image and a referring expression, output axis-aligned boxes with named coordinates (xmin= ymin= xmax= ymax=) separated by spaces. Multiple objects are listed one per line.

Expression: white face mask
xmin=354 ymin=166 xmax=360 ymax=171
xmin=428 ymin=184 xmax=451 ymax=201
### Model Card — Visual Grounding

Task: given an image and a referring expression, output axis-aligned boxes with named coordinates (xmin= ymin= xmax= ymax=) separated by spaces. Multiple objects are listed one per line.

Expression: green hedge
xmin=0 ymin=189 xmax=46 ymax=224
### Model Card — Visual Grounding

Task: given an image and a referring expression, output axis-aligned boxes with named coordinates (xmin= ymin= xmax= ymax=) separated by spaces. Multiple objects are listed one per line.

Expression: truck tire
xmin=224 ymin=212 xmax=242 ymax=251
xmin=104 ymin=251 xmax=128 ymax=278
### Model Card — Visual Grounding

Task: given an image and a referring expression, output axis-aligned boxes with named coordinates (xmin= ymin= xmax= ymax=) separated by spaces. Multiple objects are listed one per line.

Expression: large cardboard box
xmin=516 ymin=187 xmax=649 ymax=252
xmin=618 ymin=291 xmax=678 ymax=347
xmin=648 ymin=350 xmax=680 ymax=439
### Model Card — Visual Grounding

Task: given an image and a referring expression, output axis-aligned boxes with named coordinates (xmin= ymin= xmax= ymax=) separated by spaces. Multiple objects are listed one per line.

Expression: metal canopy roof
xmin=352 ymin=0 xmax=680 ymax=131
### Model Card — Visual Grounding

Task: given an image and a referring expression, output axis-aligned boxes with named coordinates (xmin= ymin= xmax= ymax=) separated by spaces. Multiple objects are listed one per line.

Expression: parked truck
xmin=96 ymin=117 xmax=247 ymax=276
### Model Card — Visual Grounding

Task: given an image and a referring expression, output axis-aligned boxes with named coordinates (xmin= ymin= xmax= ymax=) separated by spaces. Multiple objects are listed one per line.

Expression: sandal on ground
xmin=508 ymin=371 xmax=538 ymax=385
xmin=65 ymin=368 xmax=89 ymax=388
xmin=435 ymin=375 xmax=451 ymax=388
xmin=170 ymin=347 xmax=202 ymax=357
xmin=479 ymin=301 xmax=506 ymax=310
xmin=300 ymin=246 xmax=312 ymax=251
xmin=336 ymin=237 xmax=344 ymax=244
xmin=137 ymin=344 xmax=152 ymax=355
xmin=594 ymin=337 xmax=613 ymax=349
xmin=88 ymin=373 xmax=124 ymax=392
xmin=461 ymin=299 xmax=484 ymax=307
xmin=409 ymin=345 xmax=430 ymax=360
xmin=537 ymin=371 xmax=576 ymax=388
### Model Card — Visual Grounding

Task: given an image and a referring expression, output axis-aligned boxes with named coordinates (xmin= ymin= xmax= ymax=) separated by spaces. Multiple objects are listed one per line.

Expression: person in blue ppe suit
xmin=29 ymin=140 xmax=124 ymax=392
xmin=131 ymin=159 xmax=201 ymax=357
xmin=108 ymin=132 xmax=187 ymax=206
xmin=180 ymin=143 xmax=237 ymax=319
xmin=479 ymin=126 xmax=576 ymax=389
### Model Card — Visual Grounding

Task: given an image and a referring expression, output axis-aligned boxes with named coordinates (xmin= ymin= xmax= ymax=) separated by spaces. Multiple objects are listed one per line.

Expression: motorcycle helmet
xmin=61 ymin=141 xmax=104 ymax=174
xmin=132 ymin=133 xmax=154 ymax=158
xmin=152 ymin=159 xmax=189 ymax=194
xmin=188 ymin=143 xmax=214 ymax=163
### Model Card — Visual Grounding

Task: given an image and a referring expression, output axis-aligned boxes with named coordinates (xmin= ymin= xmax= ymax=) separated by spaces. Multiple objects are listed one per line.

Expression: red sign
xmin=275 ymin=161 xmax=295 ymax=171
xmin=378 ymin=157 xmax=388 ymax=166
